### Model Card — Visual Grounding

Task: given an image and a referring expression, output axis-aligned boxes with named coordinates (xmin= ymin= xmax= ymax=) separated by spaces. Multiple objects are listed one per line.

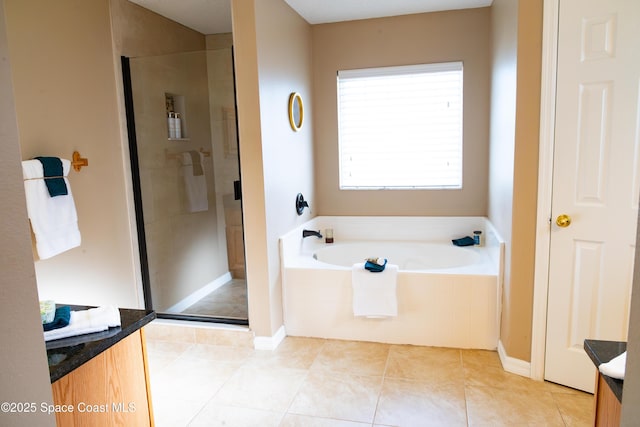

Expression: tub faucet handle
xmin=296 ymin=193 xmax=309 ymax=215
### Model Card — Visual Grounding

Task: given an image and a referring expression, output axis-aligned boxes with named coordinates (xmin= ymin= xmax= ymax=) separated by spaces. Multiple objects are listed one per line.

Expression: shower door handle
xmin=234 ymin=180 xmax=242 ymax=201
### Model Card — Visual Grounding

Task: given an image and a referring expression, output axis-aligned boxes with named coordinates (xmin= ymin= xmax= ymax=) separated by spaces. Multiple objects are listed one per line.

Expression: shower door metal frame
xmin=121 ymin=55 xmax=248 ymax=326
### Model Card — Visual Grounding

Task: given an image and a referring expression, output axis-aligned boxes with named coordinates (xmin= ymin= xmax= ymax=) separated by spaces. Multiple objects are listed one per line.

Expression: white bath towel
xmin=44 ymin=306 xmax=121 ymax=342
xmin=22 ymin=159 xmax=81 ymax=260
xmin=181 ymin=152 xmax=208 ymax=212
xmin=599 ymin=351 xmax=627 ymax=380
xmin=352 ymin=262 xmax=398 ymax=317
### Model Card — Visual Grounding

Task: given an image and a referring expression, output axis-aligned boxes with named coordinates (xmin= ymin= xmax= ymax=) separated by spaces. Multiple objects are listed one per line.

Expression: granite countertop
xmin=584 ymin=339 xmax=626 ymax=403
xmin=46 ymin=305 xmax=156 ymax=383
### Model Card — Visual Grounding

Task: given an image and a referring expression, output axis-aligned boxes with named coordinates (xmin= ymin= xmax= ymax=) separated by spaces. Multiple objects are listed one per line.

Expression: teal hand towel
xmin=34 ymin=157 xmax=68 ymax=197
xmin=452 ymin=236 xmax=475 ymax=247
xmin=43 ymin=306 xmax=71 ymax=331
xmin=365 ymin=258 xmax=387 ymax=272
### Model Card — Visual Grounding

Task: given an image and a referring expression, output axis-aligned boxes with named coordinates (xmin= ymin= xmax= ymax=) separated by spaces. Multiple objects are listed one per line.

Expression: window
xmin=337 ymin=61 xmax=463 ymax=189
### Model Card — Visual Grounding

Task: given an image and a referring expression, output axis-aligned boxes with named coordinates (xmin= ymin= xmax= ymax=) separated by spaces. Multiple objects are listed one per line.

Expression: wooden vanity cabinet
xmin=593 ymin=372 xmax=621 ymax=427
xmin=51 ymin=328 xmax=154 ymax=426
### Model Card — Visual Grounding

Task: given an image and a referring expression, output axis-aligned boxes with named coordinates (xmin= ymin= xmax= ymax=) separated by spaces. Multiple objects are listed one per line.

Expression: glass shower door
xmin=122 ymin=47 xmax=247 ymax=324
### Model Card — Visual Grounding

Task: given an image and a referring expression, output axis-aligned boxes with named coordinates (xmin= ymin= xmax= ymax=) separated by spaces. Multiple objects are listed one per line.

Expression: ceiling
xmin=284 ymin=0 xmax=492 ymax=25
xmin=128 ymin=0 xmax=492 ymax=35
xmin=128 ymin=0 xmax=233 ymax=34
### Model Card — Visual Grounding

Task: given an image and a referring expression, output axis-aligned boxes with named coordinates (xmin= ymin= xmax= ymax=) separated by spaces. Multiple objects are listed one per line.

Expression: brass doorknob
xmin=556 ymin=214 xmax=572 ymax=228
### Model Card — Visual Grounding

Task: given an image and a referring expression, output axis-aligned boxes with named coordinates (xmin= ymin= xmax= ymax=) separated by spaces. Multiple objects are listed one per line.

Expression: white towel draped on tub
xmin=352 ymin=263 xmax=398 ymax=317
xmin=44 ymin=306 xmax=121 ymax=342
xmin=181 ymin=151 xmax=208 ymax=212
xmin=22 ymin=158 xmax=81 ymax=260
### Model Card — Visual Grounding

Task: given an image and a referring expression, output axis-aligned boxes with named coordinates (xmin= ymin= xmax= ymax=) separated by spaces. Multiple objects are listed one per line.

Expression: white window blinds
xmin=337 ymin=62 xmax=463 ymax=189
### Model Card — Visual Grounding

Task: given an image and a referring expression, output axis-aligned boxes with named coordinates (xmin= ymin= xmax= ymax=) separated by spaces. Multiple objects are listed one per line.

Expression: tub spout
xmin=302 ymin=229 xmax=323 ymax=239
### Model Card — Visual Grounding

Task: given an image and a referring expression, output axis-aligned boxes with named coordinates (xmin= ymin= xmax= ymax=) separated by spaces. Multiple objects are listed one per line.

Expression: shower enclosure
xmin=122 ymin=45 xmax=247 ymax=325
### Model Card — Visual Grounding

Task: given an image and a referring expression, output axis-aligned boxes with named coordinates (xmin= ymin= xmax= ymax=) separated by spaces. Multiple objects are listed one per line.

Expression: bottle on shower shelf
xmin=174 ymin=113 xmax=182 ymax=139
xmin=167 ymin=112 xmax=176 ymax=138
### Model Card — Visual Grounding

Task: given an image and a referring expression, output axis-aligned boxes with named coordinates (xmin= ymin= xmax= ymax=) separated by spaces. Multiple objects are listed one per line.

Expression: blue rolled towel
xmin=34 ymin=157 xmax=68 ymax=197
xmin=43 ymin=306 xmax=71 ymax=331
xmin=365 ymin=257 xmax=387 ymax=273
xmin=452 ymin=236 xmax=475 ymax=247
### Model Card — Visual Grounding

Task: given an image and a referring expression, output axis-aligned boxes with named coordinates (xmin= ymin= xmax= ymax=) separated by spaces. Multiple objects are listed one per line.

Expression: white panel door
xmin=544 ymin=0 xmax=640 ymax=392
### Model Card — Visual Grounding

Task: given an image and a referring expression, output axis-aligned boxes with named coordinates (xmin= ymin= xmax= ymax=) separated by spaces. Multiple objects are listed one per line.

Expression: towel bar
xmin=165 ymin=147 xmax=211 ymax=161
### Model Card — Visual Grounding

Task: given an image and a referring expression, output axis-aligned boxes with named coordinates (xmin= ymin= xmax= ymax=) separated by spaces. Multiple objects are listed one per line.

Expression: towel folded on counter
xmin=352 ymin=262 xmax=398 ymax=318
xmin=180 ymin=151 xmax=208 ymax=212
xmin=43 ymin=306 xmax=121 ymax=342
xmin=43 ymin=306 xmax=71 ymax=331
xmin=22 ymin=158 xmax=81 ymax=260
xmin=599 ymin=351 xmax=626 ymax=380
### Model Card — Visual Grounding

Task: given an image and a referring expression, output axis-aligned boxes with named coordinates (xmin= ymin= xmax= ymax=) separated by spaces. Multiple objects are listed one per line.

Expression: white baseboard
xmin=498 ymin=339 xmax=532 ymax=378
xmin=254 ymin=325 xmax=287 ymax=350
xmin=165 ymin=272 xmax=232 ymax=313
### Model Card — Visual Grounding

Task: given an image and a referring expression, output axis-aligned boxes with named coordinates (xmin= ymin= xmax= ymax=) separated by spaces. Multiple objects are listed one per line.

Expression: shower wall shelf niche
xmin=165 ymin=93 xmax=189 ymax=140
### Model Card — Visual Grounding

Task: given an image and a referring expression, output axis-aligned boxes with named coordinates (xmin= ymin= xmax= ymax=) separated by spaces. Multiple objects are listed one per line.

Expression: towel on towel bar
xmin=22 ymin=158 xmax=81 ymax=260
xmin=44 ymin=306 xmax=121 ymax=342
xmin=181 ymin=152 xmax=208 ymax=212
xmin=34 ymin=156 xmax=68 ymax=197
xmin=352 ymin=262 xmax=398 ymax=318
xmin=188 ymin=150 xmax=204 ymax=176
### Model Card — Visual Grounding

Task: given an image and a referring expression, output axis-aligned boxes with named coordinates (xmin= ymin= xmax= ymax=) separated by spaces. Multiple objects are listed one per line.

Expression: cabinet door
xmin=51 ymin=330 xmax=152 ymax=426
xmin=594 ymin=374 xmax=621 ymax=426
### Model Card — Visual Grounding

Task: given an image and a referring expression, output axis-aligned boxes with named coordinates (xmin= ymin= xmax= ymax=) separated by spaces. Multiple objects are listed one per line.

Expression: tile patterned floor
xmin=182 ymin=279 xmax=248 ymax=319
xmin=145 ymin=322 xmax=594 ymax=426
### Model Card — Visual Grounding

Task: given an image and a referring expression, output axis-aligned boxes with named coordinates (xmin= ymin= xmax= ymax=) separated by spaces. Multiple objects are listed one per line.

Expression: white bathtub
xmin=280 ymin=216 xmax=504 ymax=349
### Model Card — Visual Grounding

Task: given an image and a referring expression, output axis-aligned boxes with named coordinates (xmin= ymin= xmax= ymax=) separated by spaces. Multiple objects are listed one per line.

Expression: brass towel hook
xmin=72 ymin=151 xmax=88 ymax=172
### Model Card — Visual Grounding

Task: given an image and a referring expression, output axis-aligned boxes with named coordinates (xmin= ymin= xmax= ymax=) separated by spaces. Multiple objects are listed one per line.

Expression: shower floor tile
xmin=182 ymin=278 xmax=248 ymax=319
xmin=145 ymin=323 xmax=594 ymax=427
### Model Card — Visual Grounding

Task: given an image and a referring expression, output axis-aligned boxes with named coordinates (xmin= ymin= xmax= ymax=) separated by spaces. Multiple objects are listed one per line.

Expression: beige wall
xmin=109 ymin=0 xmax=204 ymax=58
xmin=232 ymin=0 xmax=314 ymax=336
xmin=489 ymin=0 xmax=543 ymax=361
xmin=488 ymin=0 xmax=517 ymax=357
xmin=508 ymin=0 xmax=542 ymax=361
xmin=231 ymin=0 xmax=271 ymax=335
xmin=312 ymin=9 xmax=490 ymax=216
xmin=4 ymin=0 xmax=215 ymax=312
xmin=4 ymin=0 xmax=141 ymax=308
xmin=0 ymin=2 xmax=55 ymax=425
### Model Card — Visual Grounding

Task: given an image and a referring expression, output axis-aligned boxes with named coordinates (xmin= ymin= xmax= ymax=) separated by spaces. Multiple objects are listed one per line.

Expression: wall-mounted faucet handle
xmin=296 ymin=193 xmax=309 ymax=215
